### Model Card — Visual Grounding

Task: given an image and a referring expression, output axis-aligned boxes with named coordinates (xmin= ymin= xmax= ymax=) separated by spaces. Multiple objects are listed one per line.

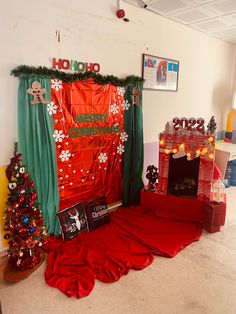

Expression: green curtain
xmin=123 ymin=83 xmax=144 ymax=206
xmin=18 ymin=76 xmax=60 ymax=235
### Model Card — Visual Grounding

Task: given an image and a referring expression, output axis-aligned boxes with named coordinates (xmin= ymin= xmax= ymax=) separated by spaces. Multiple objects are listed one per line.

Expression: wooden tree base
xmin=3 ymin=250 xmax=45 ymax=282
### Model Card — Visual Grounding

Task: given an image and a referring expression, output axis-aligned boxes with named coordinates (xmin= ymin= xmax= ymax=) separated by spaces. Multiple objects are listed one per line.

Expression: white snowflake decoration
xmin=51 ymin=79 xmax=62 ymax=91
xmin=47 ymin=101 xmax=58 ymax=115
xmin=121 ymin=100 xmax=131 ymax=111
xmin=117 ymin=144 xmax=124 ymax=155
xmin=117 ymin=86 xmax=125 ymax=96
xmin=120 ymin=132 xmax=128 ymax=142
xmin=52 ymin=130 xmax=65 ymax=142
xmin=98 ymin=152 xmax=108 ymax=163
xmin=59 ymin=150 xmax=71 ymax=162
xmin=110 ymin=103 xmax=119 ymax=115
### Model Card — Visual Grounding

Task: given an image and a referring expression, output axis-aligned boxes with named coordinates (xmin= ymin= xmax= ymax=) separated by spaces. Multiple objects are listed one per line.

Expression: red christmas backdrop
xmin=49 ymin=78 xmax=128 ymax=209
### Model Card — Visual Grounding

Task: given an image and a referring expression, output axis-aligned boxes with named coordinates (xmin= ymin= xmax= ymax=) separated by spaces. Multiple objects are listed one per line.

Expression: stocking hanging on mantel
xmin=12 ymin=65 xmax=144 ymax=234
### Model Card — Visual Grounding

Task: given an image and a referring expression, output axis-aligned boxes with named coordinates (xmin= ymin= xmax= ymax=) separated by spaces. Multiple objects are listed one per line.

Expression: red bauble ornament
xmin=4 ymin=233 xmax=11 ymax=240
xmin=18 ymin=196 xmax=24 ymax=203
xmin=34 ymin=230 xmax=40 ymax=236
xmin=9 ymin=225 xmax=15 ymax=231
xmin=19 ymin=228 xmax=28 ymax=237
xmin=23 ymin=173 xmax=29 ymax=178
xmin=27 ymin=240 xmax=36 ymax=249
xmin=31 ymin=193 xmax=37 ymax=200
xmin=30 ymin=180 xmax=34 ymax=187
xmin=29 ymin=200 xmax=34 ymax=207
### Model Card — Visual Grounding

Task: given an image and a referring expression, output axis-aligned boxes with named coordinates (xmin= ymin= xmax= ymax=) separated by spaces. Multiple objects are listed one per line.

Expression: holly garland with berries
xmin=3 ymin=152 xmax=48 ymax=270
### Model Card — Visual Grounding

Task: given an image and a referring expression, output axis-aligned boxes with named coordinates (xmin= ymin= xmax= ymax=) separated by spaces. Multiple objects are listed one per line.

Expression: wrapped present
xmin=203 ymin=200 xmax=226 ymax=233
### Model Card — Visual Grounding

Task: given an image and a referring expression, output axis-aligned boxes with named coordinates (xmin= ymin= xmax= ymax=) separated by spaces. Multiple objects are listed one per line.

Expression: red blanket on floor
xmin=44 ymin=205 xmax=202 ymax=298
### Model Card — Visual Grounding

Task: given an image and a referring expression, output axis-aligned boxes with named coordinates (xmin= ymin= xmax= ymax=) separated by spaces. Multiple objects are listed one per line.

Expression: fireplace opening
xmin=167 ymin=154 xmax=200 ymax=198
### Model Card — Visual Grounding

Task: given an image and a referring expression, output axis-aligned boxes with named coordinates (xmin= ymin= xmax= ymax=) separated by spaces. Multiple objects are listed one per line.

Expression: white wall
xmin=0 ymin=0 xmax=235 ymax=163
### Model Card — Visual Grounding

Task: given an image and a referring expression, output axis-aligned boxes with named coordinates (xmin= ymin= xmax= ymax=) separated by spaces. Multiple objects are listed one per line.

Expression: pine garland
xmin=11 ymin=65 xmax=144 ymax=86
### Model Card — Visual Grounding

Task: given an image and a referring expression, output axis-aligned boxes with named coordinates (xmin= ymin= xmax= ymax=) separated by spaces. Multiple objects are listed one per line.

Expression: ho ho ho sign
xmin=52 ymin=57 xmax=100 ymax=73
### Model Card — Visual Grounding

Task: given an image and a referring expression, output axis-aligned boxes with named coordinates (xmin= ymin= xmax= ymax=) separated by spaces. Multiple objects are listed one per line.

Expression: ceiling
xmin=123 ymin=0 xmax=236 ymax=44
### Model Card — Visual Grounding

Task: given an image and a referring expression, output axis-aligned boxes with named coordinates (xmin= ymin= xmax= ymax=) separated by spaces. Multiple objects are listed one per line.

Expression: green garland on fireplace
xmin=11 ymin=65 xmax=144 ymax=86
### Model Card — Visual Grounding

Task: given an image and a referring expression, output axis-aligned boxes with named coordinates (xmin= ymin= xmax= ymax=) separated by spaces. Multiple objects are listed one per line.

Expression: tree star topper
xmin=27 ymin=81 xmax=50 ymax=105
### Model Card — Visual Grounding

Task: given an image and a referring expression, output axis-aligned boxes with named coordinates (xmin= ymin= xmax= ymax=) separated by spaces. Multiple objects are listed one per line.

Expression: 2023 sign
xmin=173 ymin=117 xmax=205 ymax=132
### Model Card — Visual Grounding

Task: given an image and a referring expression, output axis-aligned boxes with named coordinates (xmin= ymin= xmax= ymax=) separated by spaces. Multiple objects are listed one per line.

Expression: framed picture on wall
xmin=142 ymin=54 xmax=179 ymax=91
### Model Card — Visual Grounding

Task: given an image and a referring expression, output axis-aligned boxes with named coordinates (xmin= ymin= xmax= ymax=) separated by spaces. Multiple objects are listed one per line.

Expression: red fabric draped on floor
xmin=44 ymin=205 xmax=202 ymax=298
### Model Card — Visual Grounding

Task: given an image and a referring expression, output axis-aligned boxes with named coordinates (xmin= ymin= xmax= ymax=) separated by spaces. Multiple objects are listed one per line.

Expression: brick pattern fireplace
xmin=156 ymin=132 xmax=215 ymax=201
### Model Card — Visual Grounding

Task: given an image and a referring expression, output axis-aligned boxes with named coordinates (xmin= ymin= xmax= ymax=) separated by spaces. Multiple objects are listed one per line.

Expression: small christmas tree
xmin=207 ymin=116 xmax=217 ymax=134
xmin=3 ymin=152 xmax=47 ymax=271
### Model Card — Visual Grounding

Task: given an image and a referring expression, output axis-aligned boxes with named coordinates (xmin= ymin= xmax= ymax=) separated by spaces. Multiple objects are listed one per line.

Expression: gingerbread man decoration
xmin=27 ymin=81 xmax=50 ymax=105
xmin=132 ymin=86 xmax=141 ymax=106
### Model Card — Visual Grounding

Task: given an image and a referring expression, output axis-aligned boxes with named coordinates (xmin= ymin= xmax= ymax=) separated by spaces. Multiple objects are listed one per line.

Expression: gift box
xmin=210 ymin=192 xmax=226 ymax=226
xmin=220 ymin=194 xmax=226 ymax=226
xmin=203 ymin=199 xmax=226 ymax=233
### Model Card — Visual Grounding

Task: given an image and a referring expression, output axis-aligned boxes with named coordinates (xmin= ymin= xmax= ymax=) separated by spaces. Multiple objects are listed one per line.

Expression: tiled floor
xmin=1 ymin=187 xmax=236 ymax=314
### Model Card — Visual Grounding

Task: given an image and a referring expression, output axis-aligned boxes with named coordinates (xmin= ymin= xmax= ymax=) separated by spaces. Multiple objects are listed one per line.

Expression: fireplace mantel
xmin=157 ymin=132 xmax=215 ymax=201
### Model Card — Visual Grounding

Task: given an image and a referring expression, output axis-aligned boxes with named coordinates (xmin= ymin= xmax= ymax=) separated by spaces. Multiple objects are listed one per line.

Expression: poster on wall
xmin=142 ymin=54 xmax=179 ymax=91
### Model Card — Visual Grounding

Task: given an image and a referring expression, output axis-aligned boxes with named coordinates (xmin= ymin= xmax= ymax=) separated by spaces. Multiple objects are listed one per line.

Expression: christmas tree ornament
xmin=19 ymin=167 xmax=25 ymax=173
xmin=28 ymin=227 xmax=36 ymax=234
xmin=4 ymin=233 xmax=11 ymax=240
xmin=31 ymin=193 xmax=37 ymax=200
xmin=3 ymin=151 xmax=47 ymax=275
xmin=18 ymin=196 xmax=25 ymax=203
xmin=9 ymin=182 xmax=17 ymax=189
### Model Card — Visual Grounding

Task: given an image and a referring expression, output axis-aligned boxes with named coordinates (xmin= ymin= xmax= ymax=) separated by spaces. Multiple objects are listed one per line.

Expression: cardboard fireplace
xmin=156 ymin=118 xmax=215 ymax=201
